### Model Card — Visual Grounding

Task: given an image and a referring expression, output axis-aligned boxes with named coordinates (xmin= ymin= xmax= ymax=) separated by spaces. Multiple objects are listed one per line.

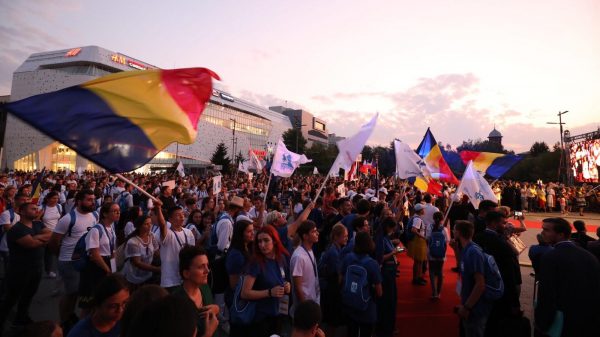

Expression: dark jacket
xmin=535 ymin=241 xmax=600 ymax=337
xmin=473 ymin=228 xmax=521 ymax=310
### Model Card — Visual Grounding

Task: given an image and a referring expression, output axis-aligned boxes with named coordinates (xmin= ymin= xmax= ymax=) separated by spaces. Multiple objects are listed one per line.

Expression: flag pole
xmin=263 ymin=172 xmax=272 ymax=205
xmin=442 ymin=199 xmax=455 ymax=227
xmin=313 ymin=165 xmax=334 ymax=204
xmin=114 ymin=173 xmax=158 ymax=202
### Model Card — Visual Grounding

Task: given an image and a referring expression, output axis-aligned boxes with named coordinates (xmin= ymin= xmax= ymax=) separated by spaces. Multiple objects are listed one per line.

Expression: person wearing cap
xmin=408 ymin=203 xmax=428 ymax=285
xmin=378 ymin=187 xmax=388 ymax=203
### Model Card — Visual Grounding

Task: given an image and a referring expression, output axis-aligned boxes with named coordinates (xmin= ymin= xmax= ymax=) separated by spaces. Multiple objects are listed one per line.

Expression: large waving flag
xmin=331 ymin=113 xmax=378 ymax=174
xmin=270 ymin=139 xmax=312 ymax=177
xmin=4 ymin=68 xmax=219 ymax=173
xmin=394 ymin=139 xmax=425 ymax=179
xmin=459 ymin=151 xmax=522 ymax=178
xmin=456 ymin=161 xmax=498 ymax=208
xmin=30 ymin=168 xmax=47 ymax=204
xmin=416 ymin=128 xmax=460 ymax=185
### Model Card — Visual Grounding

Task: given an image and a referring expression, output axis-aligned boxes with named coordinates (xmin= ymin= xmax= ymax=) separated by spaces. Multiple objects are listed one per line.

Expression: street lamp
xmin=547 ymin=110 xmax=568 ymax=182
xmin=230 ymin=118 xmax=237 ymax=164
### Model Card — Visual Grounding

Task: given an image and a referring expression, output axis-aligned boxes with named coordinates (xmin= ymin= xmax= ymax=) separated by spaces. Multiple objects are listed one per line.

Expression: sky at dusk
xmin=1 ymin=0 xmax=599 ymax=153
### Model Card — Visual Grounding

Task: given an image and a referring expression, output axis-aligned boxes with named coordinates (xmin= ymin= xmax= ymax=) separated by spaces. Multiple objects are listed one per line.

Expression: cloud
xmin=0 ymin=1 xmax=79 ymax=94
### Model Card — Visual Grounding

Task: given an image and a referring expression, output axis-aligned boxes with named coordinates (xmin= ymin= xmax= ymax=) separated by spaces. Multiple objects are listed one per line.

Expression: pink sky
xmin=1 ymin=0 xmax=599 ymax=152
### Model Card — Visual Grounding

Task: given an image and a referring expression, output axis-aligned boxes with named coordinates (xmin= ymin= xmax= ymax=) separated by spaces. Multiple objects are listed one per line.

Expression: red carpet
xmin=395 ymin=248 xmax=461 ymax=337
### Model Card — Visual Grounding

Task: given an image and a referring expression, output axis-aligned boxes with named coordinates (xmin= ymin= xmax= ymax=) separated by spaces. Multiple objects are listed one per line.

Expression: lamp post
xmin=547 ymin=110 xmax=568 ymax=183
xmin=230 ymin=118 xmax=237 ymax=164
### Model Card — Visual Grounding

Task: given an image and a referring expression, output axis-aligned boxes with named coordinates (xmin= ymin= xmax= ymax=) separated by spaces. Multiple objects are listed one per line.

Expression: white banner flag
xmin=456 ymin=161 xmax=498 ymax=208
xmin=270 ymin=139 xmax=312 ymax=178
xmin=313 ymin=167 xmax=319 ymax=175
xmin=176 ymin=161 xmax=185 ymax=177
xmin=331 ymin=113 xmax=378 ymax=172
xmin=212 ymin=175 xmax=222 ymax=195
xmin=239 ymin=161 xmax=250 ymax=174
xmin=394 ymin=139 xmax=425 ymax=179
xmin=249 ymin=149 xmax=264 ymax=171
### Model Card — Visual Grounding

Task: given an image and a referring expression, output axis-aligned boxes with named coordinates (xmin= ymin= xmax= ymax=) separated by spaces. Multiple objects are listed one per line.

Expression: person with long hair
xmin=319 ymin=223 xmax=348 ymax=336
xmin=374 ymin=216 xmax=400 ymax=337
xmin=241 ymin=226 xmax=292 ymax=337
xmin=67 ymin=274 xmax=130 ymax=337
xmin=185 ymin=209 xmax=210 ymax=247
xmin=122 ymin=206 xmax=142 ymax=240
xmin=226 ymin=219 xmax=255 ymax=335
xmin=172 ymin=245 xmax=219 ymax=337
xmin=122 ymin=215 xmax=161 ymax=290
xmin=41 ymin=191 xmax=63 ymax=278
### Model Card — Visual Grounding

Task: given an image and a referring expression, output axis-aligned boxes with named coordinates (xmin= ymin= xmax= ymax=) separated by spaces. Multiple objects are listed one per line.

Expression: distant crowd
xmin=0 ymin=169 xmax=598 ymax=337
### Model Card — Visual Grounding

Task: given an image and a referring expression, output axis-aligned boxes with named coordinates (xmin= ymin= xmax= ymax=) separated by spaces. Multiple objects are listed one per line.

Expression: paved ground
xmin=2 ymin=211 xmax=598 ymax=336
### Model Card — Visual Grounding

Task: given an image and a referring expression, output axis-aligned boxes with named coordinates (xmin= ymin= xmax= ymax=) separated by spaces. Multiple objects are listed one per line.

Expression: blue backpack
xmin=403 ymin=216 xmax=416 ymax=241
xmin=341 ymin=254 xmax=371 ymax=311
xmin=209 ymin=213 xmax=232 ymax=257
xmin=428 ymin=227 xmax=447 ymax=258
xmin=71 ymin=224 xmax=103 ymax=272
xmin=482 ymin=251 xmax=504 ymax=300
xmin=229 ymin=275 xmax=256 ymax=324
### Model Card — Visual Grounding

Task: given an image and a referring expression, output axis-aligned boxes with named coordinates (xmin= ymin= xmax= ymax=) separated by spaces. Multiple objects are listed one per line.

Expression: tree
xmin=304 ymin=142 xmax=338 ymax=175
xmin=210 ymin=142 xmax=231 ymax=172
xmin=282 ymin=128 xmax=307 ymax=154
xmin=361 ymin=145 xmax=374 ymax=162
xmin=530 ymin=141 xmax=550 ymax=157
xmin=456 ymin=138 xmax=510 ymax=154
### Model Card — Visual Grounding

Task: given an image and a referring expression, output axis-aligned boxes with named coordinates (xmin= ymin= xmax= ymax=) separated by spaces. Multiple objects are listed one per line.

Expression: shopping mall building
xmin=2 ymin=46 xmax=294 ymax=172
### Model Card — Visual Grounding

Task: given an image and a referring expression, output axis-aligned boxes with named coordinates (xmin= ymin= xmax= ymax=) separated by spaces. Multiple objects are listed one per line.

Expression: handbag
xmin=509 ymin=235 xmax=527 ymax=254
xmin=229 ymin=275 xmax=257 ymax=325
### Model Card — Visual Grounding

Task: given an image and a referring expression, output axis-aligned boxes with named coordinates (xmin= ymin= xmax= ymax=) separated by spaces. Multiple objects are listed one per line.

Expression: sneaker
xmin=48 ymin=271 xmax=57 ymax=279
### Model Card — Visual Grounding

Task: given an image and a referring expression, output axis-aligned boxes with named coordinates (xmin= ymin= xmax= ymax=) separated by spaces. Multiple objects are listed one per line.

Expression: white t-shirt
xmin=290 ymin=245 xmax=320 ymax=315
xmin=54 ymin=210 xmax=99 ymax=261
xmin=42 ymin=204 xmax=62 ymax=232
xmin=411 ymin=216 xmax=426 ymax=237
xmin=155 ymin=227 xmax=195 ymax=287
xmin=216 ymin=216 xmax=234 ymax=252
xmin=422 ymin=203 xmax=440 ymax=226
xmin=85 ymin=224 xmax=116 ymax=257
xmin=0 ymin=209 xmax=20 ymax=252
xmin=248 ymin=207 xmax=267 ymax=224
xmin=185 ymin=223 xmax=202 ymax=242
xmin=124 ymin=221 xmax=135 ymax=237
xmin=123 ymin=235 xmax=159 ymax=284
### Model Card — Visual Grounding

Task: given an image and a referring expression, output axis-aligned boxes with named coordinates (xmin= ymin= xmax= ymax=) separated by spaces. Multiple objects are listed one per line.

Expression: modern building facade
xmin=269 ymin=106 xmax=329 ymax=148
xmin=2 ymin=46 xmax=292 ymax=172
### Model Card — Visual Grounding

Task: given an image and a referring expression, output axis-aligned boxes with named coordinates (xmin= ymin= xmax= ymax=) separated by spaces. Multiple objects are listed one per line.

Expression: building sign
xmin=251 ymin=149 xmax=267 ymax=159
xmin=111 ymin=54 xmax=148 ymax=70
xmin=65 ymin=48 xmax=81 ymax=57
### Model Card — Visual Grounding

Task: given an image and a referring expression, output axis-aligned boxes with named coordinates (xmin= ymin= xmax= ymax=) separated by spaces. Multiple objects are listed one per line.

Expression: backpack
xmin=341 ymin=255 xmax=372 ymax=311
xmin=229 ymin=275 xmax=257 ymax=325
xmin=428 ymin=227 xmax=447 ymax=258
xmin=402 ymin=216 xmax=416 ymax=242
xmin=42 ymin=204 xmax=63 ymax=218
xmin=209 ymin=213 xmax=232 ymax=257
xmin=66 ymin=209 xmax=100 ymax=237
xmin=479 ymin=246 xmax=504 ymax=300
xmin=71 ymin=224 xmax=103 ymax=272
xmin=117 ymin=191 xmax=130 ymax=214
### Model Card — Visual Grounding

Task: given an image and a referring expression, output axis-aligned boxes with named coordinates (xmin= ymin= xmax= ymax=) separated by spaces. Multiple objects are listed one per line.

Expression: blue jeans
xmin=462 ymin=306 xmax=491 ymax=337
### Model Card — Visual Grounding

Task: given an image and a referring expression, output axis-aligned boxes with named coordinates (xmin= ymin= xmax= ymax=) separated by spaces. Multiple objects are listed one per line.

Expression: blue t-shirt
xmin=339 ymin=237 xmax=355 ymax=268
xmin=67 ymin=317 xmax=120 ymax=337
xmin=339 ymin=252 xmax=382 ymax=323
xmin=320 ymin=244 xmax=341 ymax=278
xmin=460 ymin=242 xmax=491 ymax=315
xmin=341 ymin=214 xmax=358 ymax=239
xmin=226 ymin=248 xmax=247 ymax=275
xmin=276 ymin=226 xmax=292 ymax=254
xmin=375 ymin=234 xmax=395 ymax=265
xmin=246 ymin=257 xmax=290 ymax=320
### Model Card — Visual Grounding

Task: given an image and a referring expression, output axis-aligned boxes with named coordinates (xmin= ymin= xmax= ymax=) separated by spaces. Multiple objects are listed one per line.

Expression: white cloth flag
xmin=313 ymin=167 xmax=319 ymax=175
xmin=394 ymin=139 xmax=425 ymax=179
xmin=249 ymin=149 xmax=264 ymax=171
xmin=330 ymin=113 xmax=378 ymax=173
xmin=270 ymin=139 xmax=312 ymax=178
xmin=176 ymin=161 xmax=185 ymax=177
xmin=238 ymin=161 xmax=250 ymax=173
xmin=456 ymin=161 xmax=498 ymax=208
xmin=212 ymin=175 xmax=222 ymax=195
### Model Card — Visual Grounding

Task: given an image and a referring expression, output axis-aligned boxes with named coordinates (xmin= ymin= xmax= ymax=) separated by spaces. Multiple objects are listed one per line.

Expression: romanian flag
xmin=459 ymin=151 xmax=522 ymax=178
xmin=4 ymin=68 xmax=219 ymax=173
xmin=416 ymin=128 xmax=460 ymax=185
xmin=30 ymin=168 xmax=47 ymax=204
xmin=414 ymin=176 xmax=442 ymax=196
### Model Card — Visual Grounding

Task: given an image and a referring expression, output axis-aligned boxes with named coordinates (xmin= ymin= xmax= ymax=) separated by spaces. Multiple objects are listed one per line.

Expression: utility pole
xmin=230 ymin=118 xmax=237 ymax=166
xmin=547 ymin=110 xmax=568 ymax=183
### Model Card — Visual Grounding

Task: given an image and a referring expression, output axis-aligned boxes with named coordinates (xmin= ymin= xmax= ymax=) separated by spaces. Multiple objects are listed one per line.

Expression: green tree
xmin=530 ymin=141 xmax=550 ymax=157
xmin=361 ymin=145 xmax=374 ymax=162
xmin=456 ymin=138 xmax=510 ymax=154
xmin=210 ymin=142 xmax=231 ymax=172
xmin=282 ymin=128 xmax=307 ymax=154
xmin=304 ymin=142 xmax=339 ymax=175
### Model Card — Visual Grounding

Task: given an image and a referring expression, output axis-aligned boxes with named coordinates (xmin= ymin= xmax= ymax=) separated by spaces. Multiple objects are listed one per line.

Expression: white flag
xmin=239 ymin=161 xmax=250 ymax=174
xmin=270 ymin=139 xmax=312 ymax=178
xmin=248 ymin=149 xmax=264 ymax=171
xmin=456 ymin=161 xmax=498 ymax=208
xmin=212 ymin=175 xmax=222 ymax=195
xmin=313 ymin=167 xmax=319 ymax=175
xmin=331 ymin=113 xmax=378 ymax=172
xmin=176 ymin=161 xmax=185 ymax=177
xmin=77 ymin=166 xmax=83 ymax=177
xmin=394 ymin=140 xmax=426 ymax=179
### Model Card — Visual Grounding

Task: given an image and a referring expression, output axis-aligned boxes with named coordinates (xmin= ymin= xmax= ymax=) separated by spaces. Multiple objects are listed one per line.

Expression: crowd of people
xmin=0 ymin=169 xmax=598 ymax=337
